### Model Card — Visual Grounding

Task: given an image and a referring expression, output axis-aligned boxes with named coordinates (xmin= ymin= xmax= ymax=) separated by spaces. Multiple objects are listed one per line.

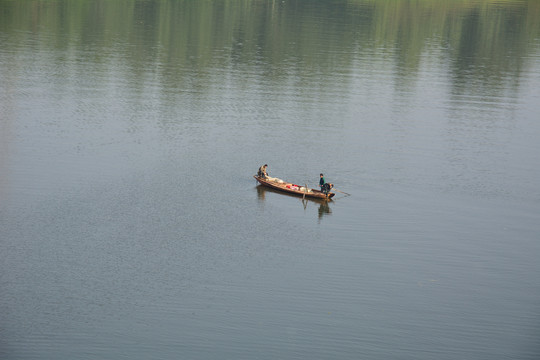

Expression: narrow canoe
xmin=254 ymin=175 xmax=335 ymax=199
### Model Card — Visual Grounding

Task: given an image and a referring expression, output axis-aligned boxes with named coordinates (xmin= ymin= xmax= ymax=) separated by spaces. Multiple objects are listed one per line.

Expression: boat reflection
xmin=256 ymin=184 xmax=332 ymax=219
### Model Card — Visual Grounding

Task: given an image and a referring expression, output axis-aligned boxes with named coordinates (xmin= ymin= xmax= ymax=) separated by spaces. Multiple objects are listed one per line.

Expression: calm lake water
xmin=1 ymin=0 xmax=540 ymax=359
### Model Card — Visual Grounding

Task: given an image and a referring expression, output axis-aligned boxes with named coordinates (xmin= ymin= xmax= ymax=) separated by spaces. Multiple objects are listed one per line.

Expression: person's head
xmin=320 ymin=173 xmax=324 ymax=177
xmin=264 ymin=164 xmax=268 ymax=168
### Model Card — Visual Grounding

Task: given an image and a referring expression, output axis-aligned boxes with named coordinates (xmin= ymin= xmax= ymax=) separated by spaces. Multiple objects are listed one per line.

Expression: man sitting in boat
xmin=319 ymin=173 xmax=333 ymax=194
xmin=258 ymin=164 xmax=269 ymax=178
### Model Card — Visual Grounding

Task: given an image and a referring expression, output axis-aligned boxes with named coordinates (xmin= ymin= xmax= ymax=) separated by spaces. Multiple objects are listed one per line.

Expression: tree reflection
xmin=2 ymin=0 xmax=537 ymax=97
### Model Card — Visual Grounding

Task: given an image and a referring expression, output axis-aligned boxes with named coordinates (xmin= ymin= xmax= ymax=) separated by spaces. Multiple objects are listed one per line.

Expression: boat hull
xmin=254 ymin=176 xmax=335 ymax=199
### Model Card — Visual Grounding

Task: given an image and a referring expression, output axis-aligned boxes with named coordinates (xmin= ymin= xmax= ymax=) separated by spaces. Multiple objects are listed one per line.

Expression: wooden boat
xmin=254 ymin=175 xmax=335 ymax=199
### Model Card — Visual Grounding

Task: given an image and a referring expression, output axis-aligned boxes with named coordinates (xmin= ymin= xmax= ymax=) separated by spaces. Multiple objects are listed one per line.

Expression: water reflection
xmin=314 ymin=198 xmax=332 ymax=220
xmin=2 ymin=0 xmax=537 ymax=107
xmin=256 ymin=185 xmax=332 ymax=220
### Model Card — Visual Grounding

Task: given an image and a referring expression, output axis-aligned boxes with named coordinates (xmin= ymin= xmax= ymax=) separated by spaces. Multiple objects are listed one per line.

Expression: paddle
xmin=332 ymin=188 xmax=350 ymax=196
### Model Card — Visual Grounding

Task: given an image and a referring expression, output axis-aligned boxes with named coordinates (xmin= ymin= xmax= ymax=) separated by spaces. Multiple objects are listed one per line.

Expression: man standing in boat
xmin=258 ymin=164 xmax=269 ymax=178
xmin=320 ymin=173 xmax=332 ymax=194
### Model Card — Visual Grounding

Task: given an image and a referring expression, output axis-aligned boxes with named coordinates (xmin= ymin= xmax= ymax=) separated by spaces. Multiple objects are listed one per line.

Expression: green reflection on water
xmin=2 ymin=0 xmax=538 ymax=74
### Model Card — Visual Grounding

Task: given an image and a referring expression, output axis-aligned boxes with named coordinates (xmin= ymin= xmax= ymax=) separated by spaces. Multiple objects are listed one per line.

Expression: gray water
xmin=1 ymin=1 xmax=540 ymax=359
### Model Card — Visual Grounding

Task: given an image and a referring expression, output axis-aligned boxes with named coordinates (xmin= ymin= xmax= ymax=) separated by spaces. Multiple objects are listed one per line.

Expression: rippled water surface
xmin=1 ymin=1 xmax=540 ymax=359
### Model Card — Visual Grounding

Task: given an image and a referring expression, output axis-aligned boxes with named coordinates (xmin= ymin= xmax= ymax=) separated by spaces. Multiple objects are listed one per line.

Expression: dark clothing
xmin=321 ymin=183 xmax=331 ymax=194
xmin=258 ymin=165 xmax=268 ymax=178
xmin=320 ymin=176 xmax=330 ymax=194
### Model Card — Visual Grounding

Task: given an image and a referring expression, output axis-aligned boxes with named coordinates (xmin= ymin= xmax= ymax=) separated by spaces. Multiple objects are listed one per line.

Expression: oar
xmin=333 ymin=188 xmax=350 ymax=196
